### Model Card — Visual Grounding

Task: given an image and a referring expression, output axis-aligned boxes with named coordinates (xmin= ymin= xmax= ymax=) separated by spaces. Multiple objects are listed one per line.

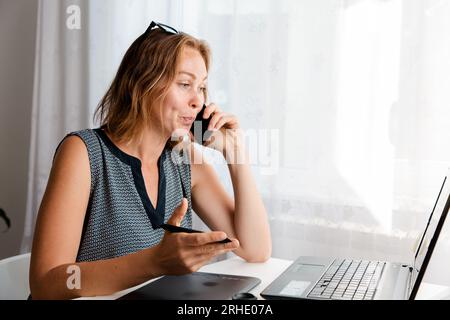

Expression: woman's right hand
xmin=153 ymin=198 xmax=240 ymax=275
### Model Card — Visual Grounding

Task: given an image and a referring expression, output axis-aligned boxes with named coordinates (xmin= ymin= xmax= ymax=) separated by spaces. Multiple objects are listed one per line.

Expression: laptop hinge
xmin=407 ymin=266 xmax=414 ymax=299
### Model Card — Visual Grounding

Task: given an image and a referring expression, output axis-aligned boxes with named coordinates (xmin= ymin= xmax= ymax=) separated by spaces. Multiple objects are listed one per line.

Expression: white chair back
xmin=0 ymin=253 xmax=31 ymax=300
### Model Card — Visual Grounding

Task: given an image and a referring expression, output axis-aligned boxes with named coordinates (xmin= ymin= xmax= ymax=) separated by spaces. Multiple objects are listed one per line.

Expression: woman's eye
xmin=178 ymin=83 xmax=206 ymax=92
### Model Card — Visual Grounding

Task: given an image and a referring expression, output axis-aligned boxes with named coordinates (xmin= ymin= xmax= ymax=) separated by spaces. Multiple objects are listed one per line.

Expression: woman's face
xmin=159 ymin=47 xmax=208 ymax=136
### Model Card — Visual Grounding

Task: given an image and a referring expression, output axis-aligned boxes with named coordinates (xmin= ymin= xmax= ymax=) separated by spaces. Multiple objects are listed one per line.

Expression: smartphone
xmin=190 ymin=104 xmax=213 ymax=145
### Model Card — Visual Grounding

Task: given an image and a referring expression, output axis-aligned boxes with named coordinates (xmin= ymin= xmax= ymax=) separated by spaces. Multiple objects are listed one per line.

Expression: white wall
xmin=0 ymin=0 xmax=38 ymax=259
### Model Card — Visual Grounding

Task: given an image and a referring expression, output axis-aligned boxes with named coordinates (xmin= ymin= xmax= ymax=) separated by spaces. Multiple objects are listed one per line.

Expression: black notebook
xmin=118 ymin=272 xmax=261 ymax=300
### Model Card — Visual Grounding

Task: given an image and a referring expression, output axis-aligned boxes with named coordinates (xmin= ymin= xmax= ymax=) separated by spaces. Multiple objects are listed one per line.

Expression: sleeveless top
xmin=60 ymin=128 xmax=193 ymax=262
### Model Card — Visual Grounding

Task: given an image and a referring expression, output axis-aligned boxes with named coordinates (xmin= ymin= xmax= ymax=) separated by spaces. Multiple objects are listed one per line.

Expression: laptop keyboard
xmin=307 ymin=259 xmax=386 ymax=300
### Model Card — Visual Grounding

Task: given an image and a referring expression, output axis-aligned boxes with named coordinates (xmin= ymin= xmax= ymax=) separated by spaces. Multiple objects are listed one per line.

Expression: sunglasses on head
xmin=145 ymin=21 xmax=179 ymax=35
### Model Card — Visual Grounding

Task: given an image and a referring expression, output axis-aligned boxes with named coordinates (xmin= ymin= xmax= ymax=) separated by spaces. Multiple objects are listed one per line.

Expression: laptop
xmin=118 ymin=272 xmax=261 ymax=300
xmin=261 ymin=172 xmax=450 ymax=300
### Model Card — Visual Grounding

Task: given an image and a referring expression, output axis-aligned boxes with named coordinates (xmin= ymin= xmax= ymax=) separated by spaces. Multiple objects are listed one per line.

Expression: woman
xmin=29 ymin=22 xmax=271 ymax=299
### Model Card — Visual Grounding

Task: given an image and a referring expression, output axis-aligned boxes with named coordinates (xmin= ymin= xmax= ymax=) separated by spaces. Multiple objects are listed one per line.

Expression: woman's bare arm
xmin=190 ymin=144 xmax=272 ymax=263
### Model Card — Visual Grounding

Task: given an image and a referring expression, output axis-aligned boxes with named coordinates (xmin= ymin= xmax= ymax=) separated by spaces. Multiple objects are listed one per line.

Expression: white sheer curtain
xmin=23 ymin=0 xmax=450 ymax=284
xmin=22 ymin=0 xmax=90 ymax=251
xmin=187 ymin=0 xmax=450 ymax=284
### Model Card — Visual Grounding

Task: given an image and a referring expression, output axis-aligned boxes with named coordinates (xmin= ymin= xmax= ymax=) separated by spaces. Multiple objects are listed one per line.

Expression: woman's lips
xmin=179 ymin=116 xmax=195 ymax=126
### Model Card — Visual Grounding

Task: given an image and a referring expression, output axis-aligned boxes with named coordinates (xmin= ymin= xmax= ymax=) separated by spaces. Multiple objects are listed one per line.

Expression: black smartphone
xmin=190 ymin=104 xmax=213 ymax=145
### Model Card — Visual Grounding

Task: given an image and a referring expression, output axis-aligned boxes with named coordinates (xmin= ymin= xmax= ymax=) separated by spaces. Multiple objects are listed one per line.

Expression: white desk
xmin=84 ymin=257 xmax=450 ymax=300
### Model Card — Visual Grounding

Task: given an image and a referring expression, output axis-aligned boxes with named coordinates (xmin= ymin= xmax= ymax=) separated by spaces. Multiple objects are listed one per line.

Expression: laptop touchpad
xmin=277 ymin=264 xmax=325 ymax=297
xmin=280 ymin=279 xmax=311 ymax=297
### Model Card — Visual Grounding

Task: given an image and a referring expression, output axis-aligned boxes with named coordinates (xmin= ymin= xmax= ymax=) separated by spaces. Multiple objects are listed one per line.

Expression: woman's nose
xmin=190 ymin=91 xmax=204 ymax=109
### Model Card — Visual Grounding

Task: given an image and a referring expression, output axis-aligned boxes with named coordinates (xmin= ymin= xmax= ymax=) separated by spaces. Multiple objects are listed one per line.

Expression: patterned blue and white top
xmin=58 ymin=128 xmax=193 ymax=262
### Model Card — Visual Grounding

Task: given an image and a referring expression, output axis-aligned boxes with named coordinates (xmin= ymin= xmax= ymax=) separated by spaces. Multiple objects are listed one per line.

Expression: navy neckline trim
xmin=93 ymin=128 xmax=167 ymax=228
xmin=93 ymin=128 xmax=141 ymax=166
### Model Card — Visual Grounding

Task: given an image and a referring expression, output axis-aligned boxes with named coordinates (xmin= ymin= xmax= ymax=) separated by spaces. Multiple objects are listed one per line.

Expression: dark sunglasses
xmin=145 ymin=21 xmax=179 ymax=35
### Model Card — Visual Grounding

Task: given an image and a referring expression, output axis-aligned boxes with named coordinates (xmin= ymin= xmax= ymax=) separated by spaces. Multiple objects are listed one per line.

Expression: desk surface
xmin=83 ymin=256 xmax=450 ymax=300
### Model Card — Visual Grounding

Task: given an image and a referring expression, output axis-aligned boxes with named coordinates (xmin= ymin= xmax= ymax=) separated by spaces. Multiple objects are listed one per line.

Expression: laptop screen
xmin=410 ymin=174 xmax=450 ymax=298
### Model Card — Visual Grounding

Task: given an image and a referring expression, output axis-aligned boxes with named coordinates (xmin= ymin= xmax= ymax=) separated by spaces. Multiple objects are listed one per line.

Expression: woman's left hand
xmin=201 ymin=103 xmax=243 ymax=161
xmin=203 ymin=103 xmax=240 ymax=131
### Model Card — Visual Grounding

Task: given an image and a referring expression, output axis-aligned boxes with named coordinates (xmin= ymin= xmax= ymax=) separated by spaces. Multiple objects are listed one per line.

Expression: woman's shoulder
xmin=53 ymin=128 xmax=104 ymax=168
xmin=48 ymin=135 xmax=91 ymax=191
xmin=54 ymin=134 xmax=89 ymax=164
xmin=61 ymin=128 xmax=107 ymax=153
xmin=54 ymin=128 xmax=96 ymax=155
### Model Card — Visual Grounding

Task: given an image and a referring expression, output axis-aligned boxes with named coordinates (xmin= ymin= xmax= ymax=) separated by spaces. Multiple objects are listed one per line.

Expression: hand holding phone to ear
xmin=191 ymin=103 xmax=242 ymax=158
xmin=190 ymin=103 xmax=242 ymax=163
